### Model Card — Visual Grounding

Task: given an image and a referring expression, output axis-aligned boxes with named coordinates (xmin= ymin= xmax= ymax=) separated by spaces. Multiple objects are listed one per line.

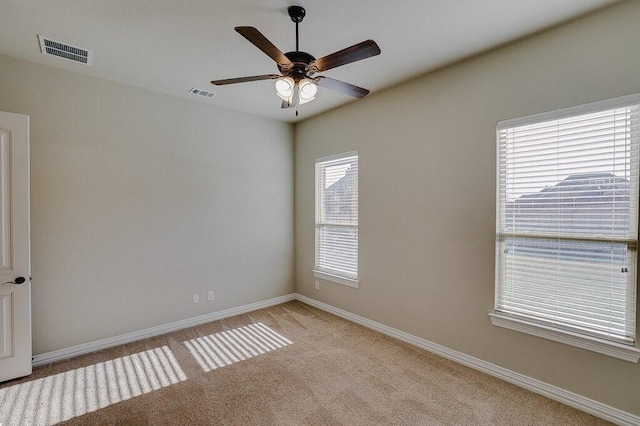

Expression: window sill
xmin=489 ymin=312 xmax=640 ymax=363
xmin=313 ymin=270 xmax=359 ymax=288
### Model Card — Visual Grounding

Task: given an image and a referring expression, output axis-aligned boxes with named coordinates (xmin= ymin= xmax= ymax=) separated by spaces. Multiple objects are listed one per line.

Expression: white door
xmin=0 ymin=111 xmax=31 ymax=382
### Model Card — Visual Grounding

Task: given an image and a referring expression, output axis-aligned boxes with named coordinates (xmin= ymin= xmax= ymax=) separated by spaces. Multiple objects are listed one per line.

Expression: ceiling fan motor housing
xmin=279 ymin=51 xmax=316 ymax=80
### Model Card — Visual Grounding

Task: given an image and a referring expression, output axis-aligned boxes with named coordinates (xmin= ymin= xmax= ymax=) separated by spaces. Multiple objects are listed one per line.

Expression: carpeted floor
xmin=0 ymin=301 xmax=611 ymax=425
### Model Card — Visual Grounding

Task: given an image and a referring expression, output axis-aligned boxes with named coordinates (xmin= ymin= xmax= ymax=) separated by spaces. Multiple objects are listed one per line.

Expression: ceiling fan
xmin=211 ymin=6 xmax=381 ymax=113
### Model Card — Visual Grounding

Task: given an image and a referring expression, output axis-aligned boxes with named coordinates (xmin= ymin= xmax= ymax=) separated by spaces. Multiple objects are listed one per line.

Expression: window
xmin=314 ymin=151 xmax=359 ymax=287
xmin=492 ymin=94 xmax=640 ymax=361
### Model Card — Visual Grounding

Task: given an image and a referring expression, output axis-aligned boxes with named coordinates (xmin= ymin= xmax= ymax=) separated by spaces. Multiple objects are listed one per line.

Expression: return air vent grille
xmin=38 ymin=35 xmax=93 ymax=65
xmin=189 ymin=88 xmax=216 ymax=98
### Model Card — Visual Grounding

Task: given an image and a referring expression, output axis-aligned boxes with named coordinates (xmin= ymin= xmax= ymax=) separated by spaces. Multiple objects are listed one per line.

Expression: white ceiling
xmin=0 ymin=0 xmax=621 ymax=123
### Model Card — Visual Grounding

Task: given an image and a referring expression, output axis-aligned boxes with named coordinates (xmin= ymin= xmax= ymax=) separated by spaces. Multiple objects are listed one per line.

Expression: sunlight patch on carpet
xmin=0 ymin=346 xmax=186 ymax=426
xmin=184 ymin=322 xmax=292 ymax=372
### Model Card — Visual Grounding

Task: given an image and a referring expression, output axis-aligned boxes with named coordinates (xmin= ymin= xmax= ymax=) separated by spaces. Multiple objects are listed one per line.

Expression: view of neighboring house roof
xmin=516 ymin=172 xmax=629 ymax=201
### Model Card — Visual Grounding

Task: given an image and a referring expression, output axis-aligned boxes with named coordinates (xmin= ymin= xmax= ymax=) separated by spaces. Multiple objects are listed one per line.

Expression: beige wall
xmin=295 ymin=1 xmax=640 ymax=415
xmin=0 ymin=54 xmax=294 ymax=354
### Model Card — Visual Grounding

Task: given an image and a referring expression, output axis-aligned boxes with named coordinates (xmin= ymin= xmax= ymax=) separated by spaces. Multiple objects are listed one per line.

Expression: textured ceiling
xmin=0 ymin=0 xmax=622 ymax=122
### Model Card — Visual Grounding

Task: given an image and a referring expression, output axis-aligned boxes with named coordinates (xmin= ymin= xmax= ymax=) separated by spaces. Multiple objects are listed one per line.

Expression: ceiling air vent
xmin=38 ymin=35 xmax=93 ymax=65
xmin=189 ymin=88 xmax=216 ymax=98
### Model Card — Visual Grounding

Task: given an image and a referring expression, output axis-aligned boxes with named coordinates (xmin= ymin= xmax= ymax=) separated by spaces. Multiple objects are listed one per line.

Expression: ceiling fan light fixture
xmin=275 ymin=76 xmax=295 ymax=102
xmin=298 ymin=78 xmax=317 ymax=104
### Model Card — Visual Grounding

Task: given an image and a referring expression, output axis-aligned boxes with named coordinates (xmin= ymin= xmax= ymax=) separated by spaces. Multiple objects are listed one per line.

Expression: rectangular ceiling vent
xmin=189 ymin=88 xmax=216 ymax=98
xmin=38 ymin=35 xmax=93 ymax=65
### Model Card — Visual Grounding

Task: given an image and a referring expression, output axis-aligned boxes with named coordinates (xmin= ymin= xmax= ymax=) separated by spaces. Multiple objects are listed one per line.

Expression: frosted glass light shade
xmin=275 ymin=77 xmax=295 ymax=102
xmin=298 ymin=78 xmax=317 ymax=104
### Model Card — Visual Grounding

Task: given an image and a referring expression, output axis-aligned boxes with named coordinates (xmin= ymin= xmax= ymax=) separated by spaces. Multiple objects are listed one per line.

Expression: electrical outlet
xmin=192 ymin=294 xmax=199 ymax=303
xmin=315 ymin=281 xmax=319 ymax=290
xmin=208 ymin=290 xmax=214 ymax=301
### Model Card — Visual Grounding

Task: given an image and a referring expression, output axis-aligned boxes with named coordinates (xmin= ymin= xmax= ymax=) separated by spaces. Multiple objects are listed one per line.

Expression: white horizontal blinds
xmin=496 ymin=95 xmax=639 ymax=344
xmin=316 ymin=153 xmax=358 ymax=279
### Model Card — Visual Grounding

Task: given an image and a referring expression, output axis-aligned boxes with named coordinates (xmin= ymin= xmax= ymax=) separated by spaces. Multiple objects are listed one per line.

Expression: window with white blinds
xmin=314 ymin=151 xmax=358 ymax=287
xmin=495 ymin=94 xmax=639 ymax=347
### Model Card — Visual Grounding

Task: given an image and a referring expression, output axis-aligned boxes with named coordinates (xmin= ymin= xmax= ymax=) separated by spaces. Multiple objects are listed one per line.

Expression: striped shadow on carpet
xmin=184 ymin=322 xmax=292 ymax=372
xmin=0 ymin=346 xmax=187 ymax=425
xmin=1 ymin=323 xmax=294 ymax=425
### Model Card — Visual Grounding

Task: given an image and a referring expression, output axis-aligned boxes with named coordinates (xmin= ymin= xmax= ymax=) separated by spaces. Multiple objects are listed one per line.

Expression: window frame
xmin=492 ymin=94 xmax=640 ymax=362
xmin=313 ymin=151 xmax=359 ymax=288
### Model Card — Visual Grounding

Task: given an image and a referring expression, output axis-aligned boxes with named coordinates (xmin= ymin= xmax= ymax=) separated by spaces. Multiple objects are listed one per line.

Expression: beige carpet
xmin=0 ymin=301 xmax=611 ymax=425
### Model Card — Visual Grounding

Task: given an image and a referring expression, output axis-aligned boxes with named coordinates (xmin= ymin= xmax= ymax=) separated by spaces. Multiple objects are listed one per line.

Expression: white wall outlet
xmin=315 ymin=280 xmax=319 ymax=290
xmin=208 ymin=290 xmax=214 ymax=301
xmin=192 ymin=294 xmax=199 ymax=303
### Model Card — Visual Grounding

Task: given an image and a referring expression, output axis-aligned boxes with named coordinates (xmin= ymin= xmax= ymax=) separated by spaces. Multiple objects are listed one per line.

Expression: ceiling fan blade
xmin=235 ymin=26 xmax=293 ymax=68
xmin=315 ymin=76 xmax=370 ymax=98
xmin=310 ymin=40 xmax=380 ymax=72
xmin=211 ymin=74 xmax=281 ymax=85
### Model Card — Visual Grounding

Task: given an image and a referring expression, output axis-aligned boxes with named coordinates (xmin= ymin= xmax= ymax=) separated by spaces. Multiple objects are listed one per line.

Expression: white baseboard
xmin=295 ymin=293 xmax=640 ymax=426
xmin=32 ymin=294 xmax=296 ymax=367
